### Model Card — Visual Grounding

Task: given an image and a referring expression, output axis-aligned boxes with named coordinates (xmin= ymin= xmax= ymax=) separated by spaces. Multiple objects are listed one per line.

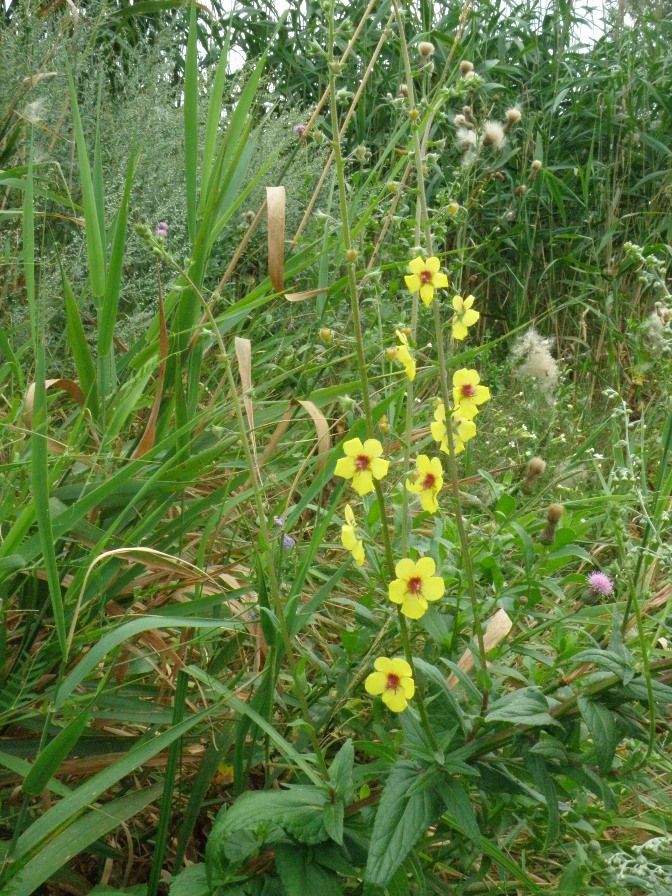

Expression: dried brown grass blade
xmin=447 ymin=608 xmax=513 ymax=689
xmin=24 ymin=377 xmax=85 ymax=429
xmin=285 ymin=287 xmax=328 ymax=303
xmin=295 ymin=399 xmax=331 ymax=470
xmin=134 ymin=281 xmax=169 ymax=458
xmin=266 ymin=186 xmax=286 ymax=292
xmin=235 ymin=336 xmax=256 ymax=457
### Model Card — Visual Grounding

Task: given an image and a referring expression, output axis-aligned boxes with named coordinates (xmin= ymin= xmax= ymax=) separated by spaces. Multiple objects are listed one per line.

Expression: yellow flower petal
xmin=415 ymin=556 xmax=436 ymax=578
xmin=426 ymin=256 xmax=441 ymax=274
xmin=352 ymin=469 xmax=374 ymax=495
xmin=365 ymin=671 xmax=387 ymax=695
xmin=404 ymin=274 xmax=421 ymax=292
xmin=342 ymin=437 xmax=365 ymax=456
xmin=408 ymin=256 xmax=427 ymax=275
xmin=422 ymin=576 xmax=445 ymax=601
xmin=388 ymin=579 xmax=408 ymax=604
xmin=383 ymin=690 xmax=408 ymax=712
xmin=452 ymin=321 xmax=469 ymax=340
xmin=452 ymin=294 xmax=464 ymax=312
xmin=432 ymin=272 xmax=449 ymax=289
xmin=334 ymin=456 xmax=356 ymax=479
xmin=419 ymin=284 xmax=434 ymax=307
xmin=400 ymin=594 xmax=428 ymax=619
xmin=463 ymin=308 xmax=480 ymax=327
xmin=370 ymin=457 xmax=389 ymax=480
xmin=344 ymin=504 xmax=356 ymax=527
xmin=394 ymin=557 xmax=416 ymax=580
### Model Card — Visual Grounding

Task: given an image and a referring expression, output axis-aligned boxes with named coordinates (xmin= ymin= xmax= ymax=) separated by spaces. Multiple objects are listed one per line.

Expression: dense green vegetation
xmin=1 ymin=1 xmax=671 ymax=894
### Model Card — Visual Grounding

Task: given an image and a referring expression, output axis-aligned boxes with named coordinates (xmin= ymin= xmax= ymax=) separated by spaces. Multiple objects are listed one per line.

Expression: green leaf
xmin=485 ymin=688 xmax=560 ymax=729
xmin=365 ymin=760 xmax=443 ymax=889
xmin=322 ymin=801 xmax=344 ymax=846
xmin=578 ymin=695 xmax=618 ymax=774
xmin=22 ymin=704 xmax=92 ymax=796
xmin=184 ymin=0 xmax=198 ymax=243
xmin=65 ymin=60 xmax=106 ymax=300
xmin=572 ymin=648 xmax=634 ymax=684
xmin=436 ymin=778 xmax=480 ymax=844
xmin=59 ymin=256 xmax=98 ymax=413
xmin=3 ymin=783 xmax=162 ymax=896
xmin=275 ymin=845 xmax=342 ymax=896
xmin=327 ymin=739 xmax=354 ymax=802
xmin=525 ymin=753 xmax=559 ymax=848
xmin=169 ymin=863 xmax=210 ymax=896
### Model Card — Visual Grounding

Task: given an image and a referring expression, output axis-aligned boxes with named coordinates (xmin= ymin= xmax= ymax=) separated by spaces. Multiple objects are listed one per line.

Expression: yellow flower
xmin=395 ymin=329 xmax=416 ymax=381
xmin=430 ymin=402 xmax=477 ymax=455
xmin=365 ymin=656 xmax=415 ymax=712
xmin=406 ymin=455 xmax=443 ymax=513
xmin=341 ymin=504 xmax=365 ymax=566
xmin=388 ymin=557 xmax=445 ymax=619
xmin=452 ymin=368 xmax=490 ymax=420
xmin=451 ymin=294 xmax=480 ymax=340
xmin=334 ymin=437 xmax=389 ymax=496
xmin=404 ymin=256 xmax=449 ymax=308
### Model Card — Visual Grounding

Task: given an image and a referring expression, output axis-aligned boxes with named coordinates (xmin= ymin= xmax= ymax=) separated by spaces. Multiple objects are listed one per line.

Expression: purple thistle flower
xmin=283 ymin=533 xmax=296 ymax=550
xmin=156 ymin=221 xmax=168 ymax=238
xmin=587 ymin=571 xmax=614 ymax=596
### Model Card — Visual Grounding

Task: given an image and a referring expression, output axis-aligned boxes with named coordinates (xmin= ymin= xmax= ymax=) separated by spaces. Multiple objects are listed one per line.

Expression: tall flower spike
xmin=365 ymin=657 xmax=415 ymax=712
xmin=395 ymin=329 xmax=416 ymax=381
xmin=388 ymin=557 xmax=445 ymax=619
xmin=430 ymin=402 xmax=476 ymax=454
xmin=406 ymin=455 xmax=443 ymax=513
xmin=451 ymin=294 xmax=480 ymax=340
xmin=404 ymin=256 xmax=449 ymax=308
xmin=452 ymin=368 xmax=490 ymax=420
xmin=341 ymin=504 xmax=365 ymax=566
xmin=334 ymin=438 xmax=389 ymax=496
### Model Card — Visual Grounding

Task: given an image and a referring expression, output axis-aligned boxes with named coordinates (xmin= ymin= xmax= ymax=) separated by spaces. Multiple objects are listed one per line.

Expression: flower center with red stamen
xmin=419 ymin=270 xmax=433 ymax=285
xmin=355 ymin=454 xmax=371 ymax=471
xmin=421 ymin=473 xmax=436 ymax=490
xmin=407 ymin=576 xmax=423 ymax=594
xmin=461 ymin=383 xmax=477 ymax=398
xmin=386 ymin=673 xmax=401 ymax=691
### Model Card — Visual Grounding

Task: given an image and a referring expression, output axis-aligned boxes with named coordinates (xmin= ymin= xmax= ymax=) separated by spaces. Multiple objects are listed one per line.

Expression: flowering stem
xmin=393 ymin=1 xmax=489 ymax=687
xmin=328 ymin=3 xmax=437 ymax=751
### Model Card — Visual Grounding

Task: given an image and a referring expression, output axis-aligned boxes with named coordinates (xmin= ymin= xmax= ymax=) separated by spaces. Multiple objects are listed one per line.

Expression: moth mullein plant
xmin=404 ymin=255 xmax=449 ymax=308
xmin=365 ymin=657 xmax=415 ymax=712
xmin=334 ymin=437 xmax=389 ymax=496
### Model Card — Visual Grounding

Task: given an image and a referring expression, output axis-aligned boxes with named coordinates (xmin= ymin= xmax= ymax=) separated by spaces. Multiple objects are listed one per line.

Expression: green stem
xmin=328 ymin=1 xmax=437 ymax=752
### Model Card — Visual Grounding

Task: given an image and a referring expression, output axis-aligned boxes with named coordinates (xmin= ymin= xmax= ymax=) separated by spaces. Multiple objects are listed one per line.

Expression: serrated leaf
xmin=365 ymin=761 xmax=443 ymax=889
xmin=437 ymin=778 xmax=480 ymax=844
xmin=578 ymin=695 xmax=618 ymax=774
xmin=322 ymin=801 xmax=344 ymax=846
xmin=275 ymin=845 xmax=342 ymax=896
xmin=328 ymin=739 xmax=354 ymax=801
xmin=485 ymin=687 xmax=560 ymax=729
xmin=169 ymin=863 xmax=210 ymax=896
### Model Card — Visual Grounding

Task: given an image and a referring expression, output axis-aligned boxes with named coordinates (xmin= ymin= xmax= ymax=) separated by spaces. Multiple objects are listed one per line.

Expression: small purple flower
xmin=273 ymin=516 xmax=284 ymax=527
xmin=283 ymin=533 xmax=296 ymax=550
xmin=293 ymin=124 xmax=307 ymax=136
xmin=156 ymin=221 xmax=168 ymax=238
xmin=587 ymin=571 xmax=614 ymax=596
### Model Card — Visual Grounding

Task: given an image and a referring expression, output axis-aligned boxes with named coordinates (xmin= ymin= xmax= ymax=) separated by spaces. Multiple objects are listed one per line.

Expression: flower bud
xmin=345 ymin=248 xmax=358 ymax=263
xmin=539 ymin=503 xmax=563 ymax=545
xmin=460 ymin=60 xmax=474 ymax=76
xmin=447 ymin=201 xmax=460 ymax=216
xmin=319 ymin=327 xmax=333 ymax=343
xmin=409 ymin=108 xmax=420 ymax=122
xmin=385 ymin=346 xmax=398 ymax=362
xmin=418 ymin=41 xmax=435 ymax=58
xmin=522 ymin=456 xmax=546 ymax=493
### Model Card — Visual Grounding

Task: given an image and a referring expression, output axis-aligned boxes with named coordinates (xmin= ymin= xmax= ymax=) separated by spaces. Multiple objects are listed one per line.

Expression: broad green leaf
xmin=365 ymin=760 xmax=443 ymax=889
xmin=578 ymin=695 xmax=618 ymax=774
xmin=327 ymin=739 xmax=354 ymax=802
xmin=485 ymin=688 xmax=560 ymax=729
xmin=322 ymin=800 xmax=344 ymax=846
xmin=169 ymin=863 xmax=210 ymax=896
xmin=437 ymin=778 xmax=480 ymax=844
xmin=525 ymin=753 xmax=559 ymax=848
xmin=275 ymin=844 xmax=342 ymax=896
